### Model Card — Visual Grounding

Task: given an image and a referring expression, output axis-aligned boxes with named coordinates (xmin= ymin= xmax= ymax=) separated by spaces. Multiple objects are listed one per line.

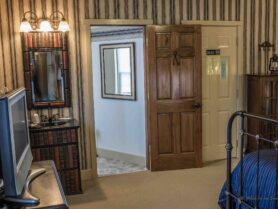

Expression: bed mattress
xmin=219 ymin=149 xmax=278 ymax=209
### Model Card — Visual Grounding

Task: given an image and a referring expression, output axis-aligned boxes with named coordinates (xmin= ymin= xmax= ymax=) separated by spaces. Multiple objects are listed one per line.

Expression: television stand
xmin=4 ymin=168 xmax=46 ymax=206
xmin=2 ymin=161 xmax=68 ymax=209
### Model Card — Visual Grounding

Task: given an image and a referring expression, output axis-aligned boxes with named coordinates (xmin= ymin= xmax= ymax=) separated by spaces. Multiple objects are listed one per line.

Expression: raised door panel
xmin=180 ymin=58 xmax=194 ymax=99
xmin=156 ymin=33 xmax=171 ymax=48
xmin=179 ymin=33 xmax=194 ymax=47
xmin=157 ymin=58 xmax=171 ymax=99
xmin=157 ymin=113 xmax=173 ymax=154
xmin=180 ymin=112 xmax=194 ymax=152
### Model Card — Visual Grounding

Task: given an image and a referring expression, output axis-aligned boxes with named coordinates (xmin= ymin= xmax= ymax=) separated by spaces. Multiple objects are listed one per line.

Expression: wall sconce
xmin=269 ymin=54 xmax=278 ymax=72
xmin=19 ymin=10 xmax=70 ymax=32
xmin=259 ymin=41 xmax=275 ymax=51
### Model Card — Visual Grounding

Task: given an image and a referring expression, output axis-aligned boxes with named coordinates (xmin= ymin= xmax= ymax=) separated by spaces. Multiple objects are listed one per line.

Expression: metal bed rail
xmin=226 ymin=111 xmax=278 ymax=209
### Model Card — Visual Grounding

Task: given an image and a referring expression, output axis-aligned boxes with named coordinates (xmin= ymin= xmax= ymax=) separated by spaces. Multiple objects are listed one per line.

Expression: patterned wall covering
xmin=0 ymin=0 xmax=277 ymax=170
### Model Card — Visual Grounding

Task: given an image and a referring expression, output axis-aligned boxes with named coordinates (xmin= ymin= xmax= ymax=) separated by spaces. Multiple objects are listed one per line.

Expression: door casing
xmin=81 ymin=19 xmax=153 ymax=179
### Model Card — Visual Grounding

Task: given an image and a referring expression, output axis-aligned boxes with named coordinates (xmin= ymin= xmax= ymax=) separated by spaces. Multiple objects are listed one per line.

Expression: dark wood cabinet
xmin=247 ymin=74 xmax=278 ymax=152
xmin=29 ymin=120 xmax=82 ymax=195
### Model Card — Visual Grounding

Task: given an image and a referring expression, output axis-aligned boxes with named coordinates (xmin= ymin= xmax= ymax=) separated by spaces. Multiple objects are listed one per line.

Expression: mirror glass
xmin=100 ymin=43 xmax=135 ymax=100
xmin=30 ymin=50 xmax=65 ymax=103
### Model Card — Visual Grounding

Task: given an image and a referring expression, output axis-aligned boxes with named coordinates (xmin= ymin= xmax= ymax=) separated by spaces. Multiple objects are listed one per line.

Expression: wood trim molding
xmin=83 ymin=19 xmax=154 ymax=26
xmin=79 ymin=23 xmax=98 ymax=179
xmin=92 ymin=27 xmax=144 ymax=38
xmin=81 ymin=168 xmax=94 ymax=181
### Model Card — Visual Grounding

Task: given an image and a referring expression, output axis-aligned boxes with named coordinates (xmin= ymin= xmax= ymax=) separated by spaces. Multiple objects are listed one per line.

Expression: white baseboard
xmin=97 ymin=148 xmax=146 ymax=166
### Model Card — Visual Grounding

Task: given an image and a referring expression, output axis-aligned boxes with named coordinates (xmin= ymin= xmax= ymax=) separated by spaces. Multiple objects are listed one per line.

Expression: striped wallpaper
xmin=0 ymin=0 xmax=277 ymax=170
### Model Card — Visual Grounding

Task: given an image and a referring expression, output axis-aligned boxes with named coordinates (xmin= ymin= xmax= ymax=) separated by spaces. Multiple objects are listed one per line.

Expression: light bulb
xmin=39 ymin=19 xmax=53 ymax=32
xmin=19 ymin=19 xmax=32 ymax=32
xmin=58 ymin=19 xmax=70 ymax=32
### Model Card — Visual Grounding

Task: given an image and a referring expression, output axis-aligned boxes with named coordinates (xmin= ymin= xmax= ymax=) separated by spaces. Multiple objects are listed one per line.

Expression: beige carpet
xmin=67 ymin=160 xmax=229 ymax=209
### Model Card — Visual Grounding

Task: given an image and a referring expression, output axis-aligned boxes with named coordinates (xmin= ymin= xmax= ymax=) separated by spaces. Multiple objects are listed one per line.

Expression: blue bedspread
xmin=218 ymin=150 xmax=278 ymax=209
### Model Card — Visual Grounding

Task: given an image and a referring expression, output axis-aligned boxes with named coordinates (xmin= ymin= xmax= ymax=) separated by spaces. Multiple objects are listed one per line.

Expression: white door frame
xmin=182 ymin=20 xmax=244 ymax=158
xmin=80 ymin=19 xmax=153 ymax=180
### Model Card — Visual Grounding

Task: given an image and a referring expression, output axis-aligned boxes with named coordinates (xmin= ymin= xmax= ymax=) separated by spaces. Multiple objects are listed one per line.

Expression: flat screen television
xmin=0 ymin=87 xmax=45 ymax=205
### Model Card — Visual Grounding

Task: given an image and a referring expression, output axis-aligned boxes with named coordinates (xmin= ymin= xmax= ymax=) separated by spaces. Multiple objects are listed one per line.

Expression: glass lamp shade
xmin=58 ymin=20 xmax=70 ymax=32
xmin=19 ymin=19 xmax=32 ymax=32
xmin=39 ymin=19 xmax=53 ymax=32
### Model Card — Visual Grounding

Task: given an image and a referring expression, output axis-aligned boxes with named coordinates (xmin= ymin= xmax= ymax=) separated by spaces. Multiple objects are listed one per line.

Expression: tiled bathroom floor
xmin=97 ymin=157 xmax=147 ymax=177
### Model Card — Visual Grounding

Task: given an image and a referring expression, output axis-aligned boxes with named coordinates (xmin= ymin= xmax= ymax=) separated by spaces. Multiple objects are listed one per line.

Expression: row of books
xmin=30 ymin=129 xmax=77 ymax=147
xmin=31 ymin=144 xmax=79 ymax=170
xmin=59 ymin=169 xmax=82 ymax=195
xmin=22 ymin=32 xmax=68 ymax=49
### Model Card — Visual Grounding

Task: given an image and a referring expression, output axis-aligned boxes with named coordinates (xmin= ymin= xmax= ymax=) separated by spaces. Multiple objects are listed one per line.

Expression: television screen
xmin=11 ymin=97 xmax=28 ymax=165
xmin=0 ymin=88 xmax=33 ymax=196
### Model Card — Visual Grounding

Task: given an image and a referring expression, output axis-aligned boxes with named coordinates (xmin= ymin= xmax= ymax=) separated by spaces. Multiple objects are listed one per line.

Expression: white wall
xmin=92 ymin=35 xmax=146 ymax=158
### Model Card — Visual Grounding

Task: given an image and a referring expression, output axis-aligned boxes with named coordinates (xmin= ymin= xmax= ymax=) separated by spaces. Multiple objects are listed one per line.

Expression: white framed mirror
xmin=100 ymin=42 xmax=136 ymax=100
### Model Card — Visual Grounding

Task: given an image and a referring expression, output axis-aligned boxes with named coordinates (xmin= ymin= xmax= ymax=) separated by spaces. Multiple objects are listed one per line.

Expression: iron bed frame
xmin=226 ymin=111 xmax=278 ymax=209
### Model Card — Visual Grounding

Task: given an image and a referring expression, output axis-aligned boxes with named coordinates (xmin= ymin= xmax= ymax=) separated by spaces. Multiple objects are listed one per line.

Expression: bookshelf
xmin=29 ymin=120 xmax=82 ymax=195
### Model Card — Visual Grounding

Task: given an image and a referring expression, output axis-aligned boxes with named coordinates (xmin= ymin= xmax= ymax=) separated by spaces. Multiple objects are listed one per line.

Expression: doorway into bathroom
xmin=91 ymin=26 xmax=147 ymax=177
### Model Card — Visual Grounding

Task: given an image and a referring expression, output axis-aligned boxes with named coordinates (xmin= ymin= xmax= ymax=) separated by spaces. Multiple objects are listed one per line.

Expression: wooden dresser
xmin=247 ymin=74 xmax=278 ymax=152
xmin=0 ymin=161 xmax=68 ymax=209
xmin=25 ymin=161 xmax=68 ymax=209
xmin=29 ymin=120 xmax=82 ymax=195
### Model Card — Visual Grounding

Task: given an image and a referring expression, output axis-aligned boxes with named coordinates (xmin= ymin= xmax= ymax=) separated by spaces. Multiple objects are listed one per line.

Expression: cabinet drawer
xmin=30 ymin=129 xmax=78 ymax=146
xmin=31 ymin=144 xmax=79 ymax=170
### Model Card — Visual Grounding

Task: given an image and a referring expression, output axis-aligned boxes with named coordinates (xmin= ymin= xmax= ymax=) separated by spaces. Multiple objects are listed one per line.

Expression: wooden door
xmin=202 ymin=26 xmax=238 ymax=161
xmin=146 ymin=25 xmax=202 ymax=171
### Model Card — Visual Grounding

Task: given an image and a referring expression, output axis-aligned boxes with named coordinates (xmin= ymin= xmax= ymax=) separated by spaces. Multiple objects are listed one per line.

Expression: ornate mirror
xmin=22 ymin=32 xmax=71 ymax=109
xmin=30 ymin=49 xmax=64 ymax=103
xmin=100 ymin=43 xmax=136 ymax=100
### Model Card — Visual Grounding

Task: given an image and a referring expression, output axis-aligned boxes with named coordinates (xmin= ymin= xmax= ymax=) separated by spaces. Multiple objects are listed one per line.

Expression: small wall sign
xmin=206 ymin=49 xmax=221 ymax=56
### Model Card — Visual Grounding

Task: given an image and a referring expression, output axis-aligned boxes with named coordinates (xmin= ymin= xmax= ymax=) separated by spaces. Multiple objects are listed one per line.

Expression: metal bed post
xmin=239 ymin=113 xmax=245 ymax=209
xmin=255 ymin=134 xmax=261 ymax=208
xmin=226 ymin=111 xmax=244 ymax=209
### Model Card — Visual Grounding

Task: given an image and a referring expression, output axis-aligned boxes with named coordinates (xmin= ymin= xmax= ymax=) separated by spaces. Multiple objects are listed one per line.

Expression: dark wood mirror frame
xmin=22 ymin=32 xmax=71 ymax=109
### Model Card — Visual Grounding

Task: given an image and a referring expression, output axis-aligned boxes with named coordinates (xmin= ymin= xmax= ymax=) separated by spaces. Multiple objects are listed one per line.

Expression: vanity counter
xmin=29 ymin=119 xmax=80 ymax=132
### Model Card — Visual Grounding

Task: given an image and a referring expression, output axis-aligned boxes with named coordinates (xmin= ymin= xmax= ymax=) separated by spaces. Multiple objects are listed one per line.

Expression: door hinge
xmin=236 ymin=139 xmax=238 ymax=148
xmin=236 ymin=36 xmax=239 ymax=46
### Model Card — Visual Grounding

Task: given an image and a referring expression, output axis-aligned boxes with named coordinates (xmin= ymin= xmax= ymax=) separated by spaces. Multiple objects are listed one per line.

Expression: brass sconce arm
xmin=20 ymin=11 xmax=38 ymax=32
xmin=49 ymin=11 xmax=68 ymax=30
xmin=20 ymin=10 xmax=69 ymax=32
